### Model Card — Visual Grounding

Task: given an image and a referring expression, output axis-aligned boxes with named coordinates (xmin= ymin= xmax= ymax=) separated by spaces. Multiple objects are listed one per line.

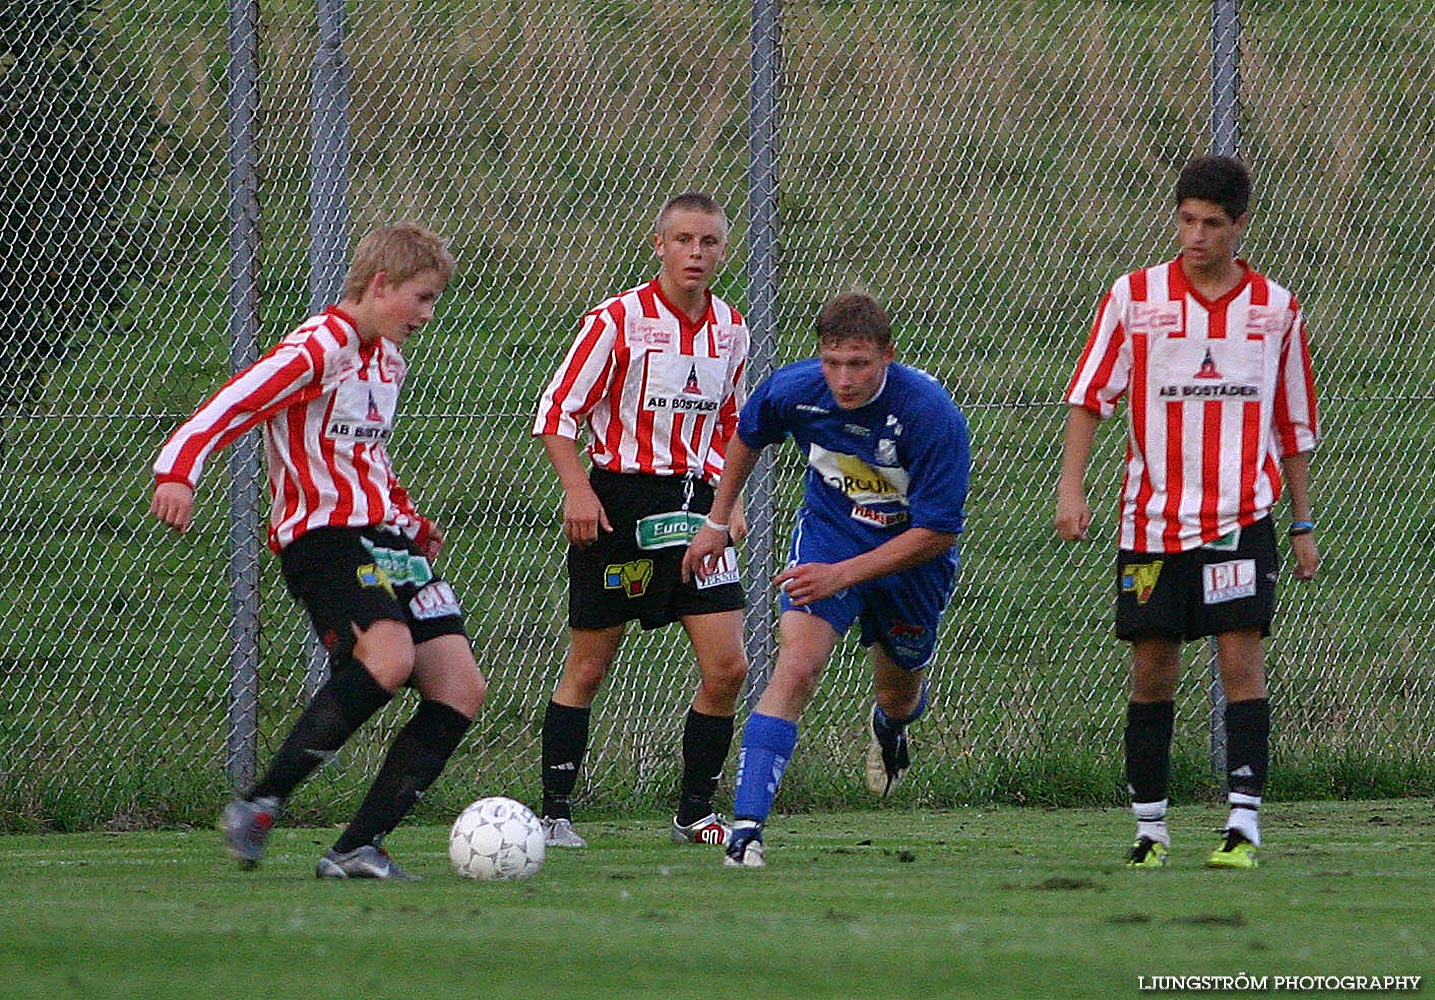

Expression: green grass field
xmin=3 ymin=799 xmax=1430 ymax=1000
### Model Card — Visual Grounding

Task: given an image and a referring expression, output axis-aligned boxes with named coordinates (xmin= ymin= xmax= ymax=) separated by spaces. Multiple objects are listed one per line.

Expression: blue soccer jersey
xmin=738 ymin=359 xmax=970 ymax=565
xmin=739 ymin=359 xmax=970 ymax=668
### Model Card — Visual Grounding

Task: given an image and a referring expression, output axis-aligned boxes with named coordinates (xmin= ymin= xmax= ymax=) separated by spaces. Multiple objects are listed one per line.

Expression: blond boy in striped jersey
xmin=153 ymin=222 xmax=485 ymax=880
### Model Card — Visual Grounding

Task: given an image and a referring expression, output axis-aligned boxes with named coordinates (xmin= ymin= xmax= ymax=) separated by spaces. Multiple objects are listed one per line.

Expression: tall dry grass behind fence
xmin=3 ymin=1 xmax=1433 ymax=831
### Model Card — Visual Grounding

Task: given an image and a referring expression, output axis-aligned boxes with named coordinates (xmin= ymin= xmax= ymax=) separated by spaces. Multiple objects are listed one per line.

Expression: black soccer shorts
xmin=1114 ymin=516 xmax=1278 ymax=642
xmin=567 ymin=469 xmax=745 ymax=630
xmin=280 ymin=524 xmax=468 ymax=668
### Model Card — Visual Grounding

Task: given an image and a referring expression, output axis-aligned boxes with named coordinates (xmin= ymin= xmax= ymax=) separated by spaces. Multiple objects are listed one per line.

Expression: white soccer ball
xmin=448 ymin=796 xmax=546 ymax=880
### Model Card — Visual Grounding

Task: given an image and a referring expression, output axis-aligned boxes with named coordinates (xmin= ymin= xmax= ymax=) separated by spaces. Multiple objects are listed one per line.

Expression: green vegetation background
xmin=4 ymin=2 xmax=1434 ymax=832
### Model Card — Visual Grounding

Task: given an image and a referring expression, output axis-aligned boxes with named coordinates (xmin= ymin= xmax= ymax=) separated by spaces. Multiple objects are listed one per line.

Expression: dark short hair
xmin=1175 ymin=156 xmax=1251 ymax=221
xmin=814 ymin=292 xmax=892 ymax=350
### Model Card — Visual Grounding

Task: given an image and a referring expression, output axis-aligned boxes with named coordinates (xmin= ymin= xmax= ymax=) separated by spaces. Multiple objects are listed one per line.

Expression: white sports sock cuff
xmin=1136 ymin=820 xmax=1170 ymax=847
xmin=1131 ymin=798 xmax=1169 ymax=822
xmin=1225 ymin=809 xmax=1261 ymax=846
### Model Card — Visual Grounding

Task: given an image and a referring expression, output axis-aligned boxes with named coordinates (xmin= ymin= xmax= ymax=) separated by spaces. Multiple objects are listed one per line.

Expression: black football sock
xmin=1223 ymin=697 xmax=1270 ymax=843
xmin=1124 ymin=699 xmax=1175 ymax=808
xmin=249 ymin=664 xmax=393 ymax=802
xmin=541 ymin=701 xmax=590 ymax=821
xmin=334 ymin=699 xmax=471 ymax=853
xmin=677 ymin=709 xmax=735 ymax=826
xmin=1224 ymin=697 xmax=1270 ymax=798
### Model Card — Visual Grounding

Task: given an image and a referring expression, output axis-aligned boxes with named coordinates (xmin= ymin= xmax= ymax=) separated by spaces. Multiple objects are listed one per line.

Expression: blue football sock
xmin=732 ymin=712 xmax=798 ymax=824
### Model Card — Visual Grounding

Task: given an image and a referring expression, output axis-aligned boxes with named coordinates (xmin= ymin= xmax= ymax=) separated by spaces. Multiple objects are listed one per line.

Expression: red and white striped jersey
xmin=1065 ymin=258 xmax=1319 ymax=553
xmin=153 ymin=307 xmax=431 ymax=553
xmin=533 ymin=279 xmax=749 ymax=483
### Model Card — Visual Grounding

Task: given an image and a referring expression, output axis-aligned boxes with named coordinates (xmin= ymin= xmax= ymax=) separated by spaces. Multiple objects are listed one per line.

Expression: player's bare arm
xmin=683 ymin=436 xmax=760 ymax=581
xmin=151 ymin=481 xmax=195 ymax=533
xmin=1280 ymin=450 xmax=1319 ymax=581
xmin=1054 ymin=406 xmax=1100 ymax=541
xmin=775 ymin=527 xmax=957 ymax=608
xmin=728 ymin=492 xmax=749 ymax=544
xmin=539 ymin=433 xmax=612 ymax=546
xmin=418 ymin=522 xmax=446 ymax=560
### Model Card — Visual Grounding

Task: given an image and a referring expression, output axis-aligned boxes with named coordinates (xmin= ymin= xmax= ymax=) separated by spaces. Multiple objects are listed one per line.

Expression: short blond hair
xmin=342 ymin=222 xmax=455 ymax=302
xmin=654 ymin=193 xmax=728 ymax=238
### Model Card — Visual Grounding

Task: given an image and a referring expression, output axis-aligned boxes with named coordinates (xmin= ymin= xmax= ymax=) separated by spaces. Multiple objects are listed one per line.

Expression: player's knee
xmin=449 ymin=669 xmax=487 ymax=718
xmin=558 ymin=655 xmax=611 ymax=700
xmin=1131 ymin=675 xmax=1178 ymax=702
xmin=769 ymin=659 xmax=823 ymax=706
xmin=875 ymin=684 xmax=922 ymax=721
xmin=699 ymin=651 xmax=748 ymax=698
xmin=352 ymin=620 xmax=416 ymax=688
xmin=1218 ymin=659 xmax=1267 ymax=702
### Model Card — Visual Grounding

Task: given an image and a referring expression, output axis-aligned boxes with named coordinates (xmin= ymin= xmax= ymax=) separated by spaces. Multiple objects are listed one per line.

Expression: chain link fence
xmin=4 ymin=0 xmax=1433 ymax=831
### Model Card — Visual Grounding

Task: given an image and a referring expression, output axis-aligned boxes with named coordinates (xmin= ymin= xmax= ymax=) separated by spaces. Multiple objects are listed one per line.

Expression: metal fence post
xmin=1206 ymin=0 xmax=1243 ymax=788
xmin=301 ymin=0 xmax=353 ymax=700
xmin=311 ymin=0 xmax=350 ymax=310
xmin=1212 ymin=0 xmax=1242 ymax=159
xmin=225 ymin=0 xmax=262 ymax=790
xmin=743 ymin=0 xmax=781 ymax=704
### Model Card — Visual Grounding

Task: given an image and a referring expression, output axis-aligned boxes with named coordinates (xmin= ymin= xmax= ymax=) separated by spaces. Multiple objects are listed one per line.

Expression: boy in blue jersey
xmin=682 ymin=292 xmax=970 ymax=868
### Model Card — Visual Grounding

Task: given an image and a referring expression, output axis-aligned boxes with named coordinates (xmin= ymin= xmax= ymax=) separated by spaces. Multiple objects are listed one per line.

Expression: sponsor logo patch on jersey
xmin=357 ymin=562 xmax=396 ymax=599
xmin=605 ymin=559 xmax=654 ymax=598
xmin=636 ymin=511 xmax=705 ymax=550
xmin=1202 ymin=558 xmax=1257 ymax=604
xmin=328 ymin=358 xmax=398 ymax=441
xmin=851 ymin=504 xmax=908 ymax=528
xmin=1193 ymin=348 xmax=1223 ymax=380
xmin=1152 ymin=338 xmax=1264 ymax=401
xmin=1129 ymin=303 xmax=1183 ymax=336
xmin=409 ymin=580 xmax=461 ymax=620
xmin=1243 ymin=306 xmax=1286 ymax=338
xmin=808 ymin=444 xmax=910 ymax=505
xmin=714 ymin=324 xmax=743 ymax=352
xmin=886 ymin=620 xmax=927 ymax=653
xmin=1121 ymin=561 xmax=1163 ymax=604
xmin=694 ymin=547 xmax=741 ymax=590
xmin=1201 ymin=528 xmax=1240 ymax=552
xmin=360 ymin=539 xmax=435 ymax=587
xmin=629 ymin=319 xmax=675 ymax=347
xmin=641 ymin=351 xmax=725 ymax=413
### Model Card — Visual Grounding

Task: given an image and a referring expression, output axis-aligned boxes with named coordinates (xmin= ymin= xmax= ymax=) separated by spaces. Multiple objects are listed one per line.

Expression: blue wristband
xmin=1288 ymin=520 xmax=1315 ymax=536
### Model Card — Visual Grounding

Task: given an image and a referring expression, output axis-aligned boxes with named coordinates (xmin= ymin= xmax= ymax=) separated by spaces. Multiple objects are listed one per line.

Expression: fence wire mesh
xmin=4 ymin=0 xmax=1433 ymax=830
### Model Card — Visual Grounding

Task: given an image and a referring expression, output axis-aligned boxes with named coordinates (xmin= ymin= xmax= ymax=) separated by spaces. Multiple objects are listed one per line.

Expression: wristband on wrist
xmin=1288 ymin=520 xmax=1315 ymax=537
xmin=703 ymin=515 xmax=729 ymax=532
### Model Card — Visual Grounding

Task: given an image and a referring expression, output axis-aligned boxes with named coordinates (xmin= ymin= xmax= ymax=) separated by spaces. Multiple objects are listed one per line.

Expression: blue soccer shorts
xmin=779 ymin=517 xmax=957 ymax=670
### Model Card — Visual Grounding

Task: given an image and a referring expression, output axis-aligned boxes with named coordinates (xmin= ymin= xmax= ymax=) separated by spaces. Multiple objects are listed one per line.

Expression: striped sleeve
xmin=1064 ymin=278 xmax=1131 ymax=419
xmin=533 ymin=303 xmax=622 ymax=439
xmin=703 ymin=313 xmax=749 ymax=480
xmin=153 ymin=338 xmax=324 ymax=488
xmin=1272 ymin=299 xmax=1319 ymax=456
xmin=387 ymin=476 xmax=434 ymax=547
